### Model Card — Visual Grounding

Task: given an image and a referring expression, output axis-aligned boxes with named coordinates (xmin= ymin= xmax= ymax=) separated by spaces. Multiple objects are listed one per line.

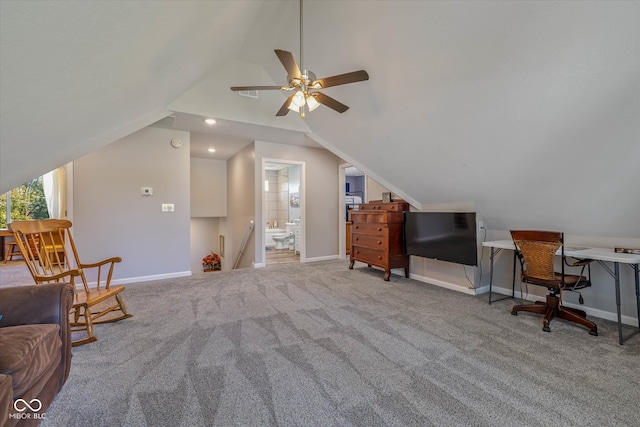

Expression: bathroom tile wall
xmin=278 ymin=168 xmax=289 ymax=227
xmin=265 ymin=168 xmax=289 ymax=228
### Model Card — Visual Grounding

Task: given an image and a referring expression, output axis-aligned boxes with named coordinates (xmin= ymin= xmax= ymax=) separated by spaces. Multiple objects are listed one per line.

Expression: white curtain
xmin=43 ymin=166 xmax=66 ymax=219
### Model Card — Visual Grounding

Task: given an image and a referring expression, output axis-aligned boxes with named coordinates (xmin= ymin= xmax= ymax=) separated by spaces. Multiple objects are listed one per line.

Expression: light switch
xmin=161 ymin=203 xmax=174 ymax=212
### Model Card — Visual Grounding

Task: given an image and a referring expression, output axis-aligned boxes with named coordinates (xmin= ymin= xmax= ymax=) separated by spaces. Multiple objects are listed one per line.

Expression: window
xmin=1 ymin=176 xmax=50 ymax=228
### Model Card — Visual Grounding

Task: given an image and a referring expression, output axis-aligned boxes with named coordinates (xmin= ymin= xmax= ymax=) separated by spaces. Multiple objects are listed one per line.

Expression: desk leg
xmin=634 ymin=263 xmax=640 ymax=331
xmin=487 ymin=247 xmax=512 ymax=305
xmin=512 ymin=251 xmax=517 ymax=298
xmin=614 ymin=262 xmax=623 ymax=345
xmin=488 ymin=247 xmax=495 ymax=304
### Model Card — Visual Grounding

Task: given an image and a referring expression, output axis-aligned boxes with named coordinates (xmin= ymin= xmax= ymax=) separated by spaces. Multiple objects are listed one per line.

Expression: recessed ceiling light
xmin=208 ymin=148 xmax=216 ymax=153
xmin=204 ymin=118 xmax=217 ymax=125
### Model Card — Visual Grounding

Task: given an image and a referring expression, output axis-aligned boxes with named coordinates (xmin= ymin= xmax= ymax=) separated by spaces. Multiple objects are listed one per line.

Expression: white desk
xmin=483 ymin=240 xmax=640 ymax=345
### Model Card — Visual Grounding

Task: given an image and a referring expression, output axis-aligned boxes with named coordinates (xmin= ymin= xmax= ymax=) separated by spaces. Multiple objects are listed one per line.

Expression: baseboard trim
xmin=303 ymin=255 xmax=341 ymax=263
xmin=408 ymin=272 xmax=478 ymax=296
xmin=81 ymin=271 xmax=192 ymax=289
xmin=479 ymin=286 xmax=639 ymax=327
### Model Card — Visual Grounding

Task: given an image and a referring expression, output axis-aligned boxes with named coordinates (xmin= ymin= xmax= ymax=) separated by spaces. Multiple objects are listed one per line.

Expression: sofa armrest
xmin=0 ymin=283 xmax=74 ymax=384
xmin=0 ymin=374 xmax=12 ymax=427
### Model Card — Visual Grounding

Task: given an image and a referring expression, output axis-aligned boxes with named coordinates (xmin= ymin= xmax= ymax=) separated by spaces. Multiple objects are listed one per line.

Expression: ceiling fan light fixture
xmin=306 ymin=94 xmax=320 ymax=111
xmin=229 ymin=0 xmax=369 ymax=118
xmin=287 ymin=102 xmax=300 ymax=113
xmin=292 ymin=90 xmax=306 ymax=107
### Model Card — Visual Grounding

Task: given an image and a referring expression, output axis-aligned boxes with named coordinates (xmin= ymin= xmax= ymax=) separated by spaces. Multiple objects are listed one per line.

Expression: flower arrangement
xmin=202 ymin=252 xmax=221 ymax=271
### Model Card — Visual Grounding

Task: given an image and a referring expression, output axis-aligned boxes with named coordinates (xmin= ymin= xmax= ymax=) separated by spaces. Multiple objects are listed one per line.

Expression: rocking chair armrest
xmin=79 ymin=257 xmax=122 ymax=269
xmin=32 ymin=269 xmax=82 ymax=283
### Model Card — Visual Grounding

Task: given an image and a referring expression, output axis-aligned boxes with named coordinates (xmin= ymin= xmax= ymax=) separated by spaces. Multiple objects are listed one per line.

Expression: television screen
xmin=404 ymin=212 xmax=477 ymax=266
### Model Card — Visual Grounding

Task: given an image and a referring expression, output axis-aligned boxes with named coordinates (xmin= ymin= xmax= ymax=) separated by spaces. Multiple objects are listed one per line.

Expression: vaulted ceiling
xmin=1 ymin=1 xmax=638 ymax=237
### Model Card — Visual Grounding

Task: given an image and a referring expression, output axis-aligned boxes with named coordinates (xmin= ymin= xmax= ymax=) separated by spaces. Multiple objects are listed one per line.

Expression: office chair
xmin=510 ymin=230 xmax=597 ymax=336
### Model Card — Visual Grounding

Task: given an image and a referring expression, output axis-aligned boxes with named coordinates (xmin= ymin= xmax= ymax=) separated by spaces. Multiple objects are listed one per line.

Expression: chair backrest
xmin=510 ymin=230 xmax=564 ymax=283
xmin=9 ymin=219 xmax=89 ymax=292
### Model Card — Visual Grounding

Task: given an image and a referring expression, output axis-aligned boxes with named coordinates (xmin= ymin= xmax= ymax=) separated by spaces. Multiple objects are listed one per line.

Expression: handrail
xmin=233 ymin=220 xmax=255 ymax=269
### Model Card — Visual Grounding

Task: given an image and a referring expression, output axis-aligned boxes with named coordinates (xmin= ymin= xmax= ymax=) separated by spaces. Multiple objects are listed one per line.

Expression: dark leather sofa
xmin=0 ymin=283 xmax=73 ymax=427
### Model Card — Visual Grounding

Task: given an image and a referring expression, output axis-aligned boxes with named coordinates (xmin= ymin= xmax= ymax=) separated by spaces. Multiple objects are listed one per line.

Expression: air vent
xmin=238 ymin=90 xmax=259 ymax=99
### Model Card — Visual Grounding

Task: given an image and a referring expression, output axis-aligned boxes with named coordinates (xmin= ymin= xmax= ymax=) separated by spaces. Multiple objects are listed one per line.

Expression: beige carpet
xmin=29 ymin=259 xmax=640 ymax=427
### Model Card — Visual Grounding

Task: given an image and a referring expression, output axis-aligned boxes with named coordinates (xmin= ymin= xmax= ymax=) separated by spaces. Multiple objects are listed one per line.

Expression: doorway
xmin=262 ymin=160 xmax=304 ymax=266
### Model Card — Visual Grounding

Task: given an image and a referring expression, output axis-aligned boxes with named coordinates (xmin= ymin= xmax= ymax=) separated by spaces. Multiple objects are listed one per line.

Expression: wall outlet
xmin=161 ymin=203 xmax=174 ymax=212
xmin=479 ymin=220 xmax=485 ymax=229
xmin=141 ymin=187 xmax=153 ymax=196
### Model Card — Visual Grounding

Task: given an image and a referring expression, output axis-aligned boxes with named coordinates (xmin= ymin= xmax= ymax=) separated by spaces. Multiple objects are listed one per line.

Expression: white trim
xmin=338 ymin=163 xmax=348 ymax=258
xmin=408 ymin=272 xmax=478 ymax=296
xmin=80 ymin=270 xmax=192 ymax=289
xmin=303 ymin=255 xmax=341 ymax=263
xmin=254 ymin=262 xmax=266 ymax=268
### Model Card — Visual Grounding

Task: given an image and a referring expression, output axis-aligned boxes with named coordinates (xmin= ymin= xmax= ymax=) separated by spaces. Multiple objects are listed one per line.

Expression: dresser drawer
xmin=349 ymin=211 xmax=387 ymax=223
xmin=359 ymin=201 xmax=409 ymax=212
xmin=352 ymin=246 xmax=387 ymax=266
xmin=352 ymin=233 xmax=388 ymax=251
xmin=351 ymin=222 xmax=387 ymax=236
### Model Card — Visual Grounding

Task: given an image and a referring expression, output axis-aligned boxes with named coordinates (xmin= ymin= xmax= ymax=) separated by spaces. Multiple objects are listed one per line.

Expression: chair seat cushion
xmin=0 ymin=324 xmax=61 ymax=398
xmin=523 ymin=272 xmax=588 ymax=288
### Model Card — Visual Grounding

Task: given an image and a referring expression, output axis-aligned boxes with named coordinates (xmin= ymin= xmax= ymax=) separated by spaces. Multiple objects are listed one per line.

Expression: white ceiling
xmin=1 ymin=1 xmax=638 ymax=238
xmin=149 ymin=112 xmax=321 ymax=160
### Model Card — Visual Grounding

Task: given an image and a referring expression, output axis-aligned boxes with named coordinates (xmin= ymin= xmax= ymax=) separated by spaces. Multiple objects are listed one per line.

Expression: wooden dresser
xmin=348 ymin=200 xmax=409 ymax=281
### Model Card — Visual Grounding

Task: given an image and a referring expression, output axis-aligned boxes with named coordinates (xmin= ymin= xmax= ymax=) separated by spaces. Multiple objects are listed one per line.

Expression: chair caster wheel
xmin=543 ymin=326 xmax=551 ymax=332
xmin=589 ymin=330 xmax=598 ymax=336
xmin=511 ymin=311 xmax=518 ymax=316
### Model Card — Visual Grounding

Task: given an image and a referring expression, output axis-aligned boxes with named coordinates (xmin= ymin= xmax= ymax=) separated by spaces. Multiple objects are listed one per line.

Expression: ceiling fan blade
xmin=230 ymin=86 xmax=283 ymax=91
xmin=274 ymin=49 xmax=302 ymax=80
xmin=312 ymin=92 xmax=349 ymax=113
xmin=276 ymin=94 xmax=295 ymax=116
xmin=313 ymin=70 xmax=369 ymax=89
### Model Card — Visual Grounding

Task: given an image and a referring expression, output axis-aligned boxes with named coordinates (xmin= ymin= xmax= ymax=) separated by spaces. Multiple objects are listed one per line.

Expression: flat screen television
xmin=404 ymin=212 xmax=477 ymax=266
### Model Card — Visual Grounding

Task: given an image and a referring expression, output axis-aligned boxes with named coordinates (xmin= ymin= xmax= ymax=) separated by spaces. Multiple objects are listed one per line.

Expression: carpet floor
xmin=41 ymin=260 xmax=639 ymax=426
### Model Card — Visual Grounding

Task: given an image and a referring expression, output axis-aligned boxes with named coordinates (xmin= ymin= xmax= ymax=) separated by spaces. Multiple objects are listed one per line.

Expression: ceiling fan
xmin=230 ymin=0 xmax=369 ymax=118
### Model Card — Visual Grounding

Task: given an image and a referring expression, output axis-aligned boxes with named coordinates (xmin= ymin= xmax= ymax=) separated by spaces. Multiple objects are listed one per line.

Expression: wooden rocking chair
xmin=9 ymin=219 xmax=132 ymax=346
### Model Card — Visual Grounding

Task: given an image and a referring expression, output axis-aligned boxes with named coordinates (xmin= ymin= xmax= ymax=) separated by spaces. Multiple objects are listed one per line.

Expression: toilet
xmin=272 ymin=223 xmax=295 ymax=250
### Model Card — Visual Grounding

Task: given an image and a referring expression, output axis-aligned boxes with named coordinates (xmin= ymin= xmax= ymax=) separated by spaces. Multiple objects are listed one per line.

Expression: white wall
xmin=365 ymin=177 xmax=390 ymax=203
xmin=73 ymin=127 xmax=191 ymax=282
xmin=190 ymin=158 xmax=227 ymax=217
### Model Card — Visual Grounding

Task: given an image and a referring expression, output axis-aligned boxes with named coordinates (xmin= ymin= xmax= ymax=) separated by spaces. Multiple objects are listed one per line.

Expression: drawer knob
xmin=355 ymin=237 xmax=359 ymax=241
xmin=377 ymin=228 xmax=382 ymax=231
xmin=377 ymin=240 xmax=382 ymax=245
xmin=355 ymin=250 xmax=360 ymax=254
xmin=355 ymin=225 xmax=359 ymax=229
xmin=378 ymin=255 xmax=382 ymax=260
